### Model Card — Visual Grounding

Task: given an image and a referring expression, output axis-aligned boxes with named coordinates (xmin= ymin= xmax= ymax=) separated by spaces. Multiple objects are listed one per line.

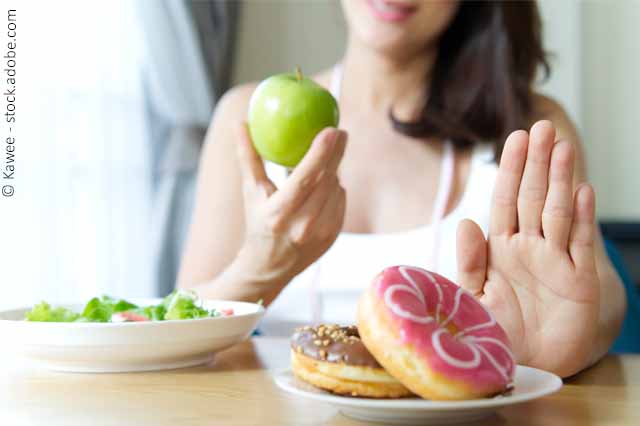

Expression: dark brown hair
xmin=391 ymin=1 xmax=549 ymax=159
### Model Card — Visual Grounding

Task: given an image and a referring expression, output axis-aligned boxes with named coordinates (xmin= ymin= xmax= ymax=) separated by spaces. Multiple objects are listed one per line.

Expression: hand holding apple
xmin=233 ymin=123 xmax=347 ymax=303
xmin=248 ymin=68 xmax=340 ymax=167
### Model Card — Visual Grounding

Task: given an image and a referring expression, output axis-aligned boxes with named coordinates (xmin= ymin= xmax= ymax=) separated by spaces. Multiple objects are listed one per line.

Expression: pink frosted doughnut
xmin=357 ymin=265 xmax=515 ymax=400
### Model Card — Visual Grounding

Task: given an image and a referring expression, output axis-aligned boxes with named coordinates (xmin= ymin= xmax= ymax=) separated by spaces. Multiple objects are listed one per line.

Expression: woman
xmin=178 ymin=0 xmax=626 ymax=378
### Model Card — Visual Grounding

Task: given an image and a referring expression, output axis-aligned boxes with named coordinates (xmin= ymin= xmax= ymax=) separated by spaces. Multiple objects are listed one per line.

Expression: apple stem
xmin=295 ymin=66 xmax=303 ymax=82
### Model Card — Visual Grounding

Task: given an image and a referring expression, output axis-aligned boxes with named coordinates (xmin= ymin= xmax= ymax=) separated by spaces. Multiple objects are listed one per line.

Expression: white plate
xmin=0 ymin=299 xmax=264 ymax=373
xmin=274 ymin=366 xmax=562 ymax=425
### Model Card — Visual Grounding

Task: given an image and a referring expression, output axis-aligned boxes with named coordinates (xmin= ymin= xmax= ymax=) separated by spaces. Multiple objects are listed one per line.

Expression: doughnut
xmin=358 ymin=266 xmax=516 ymax=400
xmin=290 ymin=324 xmax=412 ymax=398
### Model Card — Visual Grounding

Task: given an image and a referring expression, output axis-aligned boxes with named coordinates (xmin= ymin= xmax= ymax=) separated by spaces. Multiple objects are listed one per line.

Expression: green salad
xmin=24 ymin=290 xmax=233 ymax=323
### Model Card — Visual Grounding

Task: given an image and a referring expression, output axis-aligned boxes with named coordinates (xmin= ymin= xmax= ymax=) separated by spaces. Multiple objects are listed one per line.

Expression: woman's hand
xmin=456 ymin=120 xmax=600 ymax=377
xmin=234 ymin=124 xmax=348 ymax=303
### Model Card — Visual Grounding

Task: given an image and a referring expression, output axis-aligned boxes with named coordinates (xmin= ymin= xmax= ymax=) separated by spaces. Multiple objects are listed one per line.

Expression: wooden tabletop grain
xmin=0 ymin=337 xmax=638 ymax=426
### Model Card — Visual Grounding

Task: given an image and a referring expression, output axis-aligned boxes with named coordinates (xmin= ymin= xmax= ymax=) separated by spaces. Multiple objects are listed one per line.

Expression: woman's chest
xmin=336 ymin=122 xmax=473 ymax=234
xmin=337 ymin=124 xmax=445 ymax=233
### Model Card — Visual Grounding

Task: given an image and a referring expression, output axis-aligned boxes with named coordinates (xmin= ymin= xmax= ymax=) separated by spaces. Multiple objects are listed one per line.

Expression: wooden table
xmin=0 ymin=337 xmax=638 ymax=425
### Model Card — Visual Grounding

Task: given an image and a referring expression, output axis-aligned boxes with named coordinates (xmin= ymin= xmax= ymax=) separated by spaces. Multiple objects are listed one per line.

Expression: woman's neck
xmin=341 ymin=37 xmax=437 ymax=118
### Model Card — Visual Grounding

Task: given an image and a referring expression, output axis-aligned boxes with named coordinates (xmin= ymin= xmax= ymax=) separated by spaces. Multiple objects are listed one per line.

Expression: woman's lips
xmin=366 ymin=0 xmax=418 ymax=23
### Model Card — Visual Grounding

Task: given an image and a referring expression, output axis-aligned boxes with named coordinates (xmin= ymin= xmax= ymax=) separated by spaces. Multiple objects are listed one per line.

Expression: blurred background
xmin=0 ymin=0 xmax=638 ymax=310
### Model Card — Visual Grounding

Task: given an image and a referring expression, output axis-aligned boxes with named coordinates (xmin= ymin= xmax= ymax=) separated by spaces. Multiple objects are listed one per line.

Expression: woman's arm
xmin=533 ymin=95 xmax=627 ymax=366
xmin=176 ymin=84 xmax=278 ymax=302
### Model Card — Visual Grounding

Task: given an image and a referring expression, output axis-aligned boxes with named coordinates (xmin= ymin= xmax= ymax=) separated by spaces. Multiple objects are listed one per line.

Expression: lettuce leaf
xmin=80 ymin=297 xmax=113 ymax=322
xmin=112 ymin=300 xmax=138 ymax=313
xmin=163 ymin=290 xmax=210 ymax=320
xmin=98 ymin=295 xmax=137 ymax=313
xmin=25 ymin=301 xmax=81 ymax=322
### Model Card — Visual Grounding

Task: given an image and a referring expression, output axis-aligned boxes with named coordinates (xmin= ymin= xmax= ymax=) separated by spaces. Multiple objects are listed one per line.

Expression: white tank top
xmin=259 ymin=65 xmax=498 ymax=335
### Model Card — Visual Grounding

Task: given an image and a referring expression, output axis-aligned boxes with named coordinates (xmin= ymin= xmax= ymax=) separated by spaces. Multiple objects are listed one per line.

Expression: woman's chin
xmin=355 ymin=32 xmax=427 ymax=61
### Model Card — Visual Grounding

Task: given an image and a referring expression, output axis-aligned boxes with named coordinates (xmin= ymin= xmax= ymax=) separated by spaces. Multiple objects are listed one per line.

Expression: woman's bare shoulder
xmin=531 ymin=93 xmax=587 ymax=180
xmin=212 ymin=82 xmax=259 ymax=124
xmin=530 ymin=93 xmax=581 ymax=146
xmin=200 ymin=82 xmax=259 ymax=154
xmin=313 ymin=68 xmax=334 ymax=90
xmin=531 ymin=93 xmax=576 ymax=131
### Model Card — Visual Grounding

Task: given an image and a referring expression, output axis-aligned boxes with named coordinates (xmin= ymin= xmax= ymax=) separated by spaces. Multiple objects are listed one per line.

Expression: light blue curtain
xmin=134 ymin=0 xmax=239 ymax=295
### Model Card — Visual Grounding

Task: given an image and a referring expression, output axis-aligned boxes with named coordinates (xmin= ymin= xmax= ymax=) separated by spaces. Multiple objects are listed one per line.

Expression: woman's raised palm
xmin=456 ymin=120 xmax=600 ymax=377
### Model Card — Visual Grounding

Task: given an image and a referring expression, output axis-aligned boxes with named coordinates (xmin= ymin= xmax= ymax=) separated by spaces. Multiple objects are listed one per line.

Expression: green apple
xmin=248 ymin=68 xmax=339 ymax=168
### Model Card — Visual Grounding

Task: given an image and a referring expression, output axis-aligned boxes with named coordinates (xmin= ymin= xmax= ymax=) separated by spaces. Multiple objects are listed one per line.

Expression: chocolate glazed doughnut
xmin=290 ymin=324 xmax=412 ymax=398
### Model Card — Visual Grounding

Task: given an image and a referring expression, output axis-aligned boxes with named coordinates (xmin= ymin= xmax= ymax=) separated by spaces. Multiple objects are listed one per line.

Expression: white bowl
xmin=0 ymin=299 xmax=264 ymax=373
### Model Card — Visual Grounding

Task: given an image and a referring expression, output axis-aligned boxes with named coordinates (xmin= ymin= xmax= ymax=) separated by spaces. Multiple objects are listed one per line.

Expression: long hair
xmin=390 ymin=1 xmax=549 ymax=160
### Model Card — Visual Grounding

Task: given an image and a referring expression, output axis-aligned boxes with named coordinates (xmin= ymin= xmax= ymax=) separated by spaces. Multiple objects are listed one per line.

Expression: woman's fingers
xmin=288 ymin=173 xmax=337 ymax=244
xmin=271 ymin=128 xmax=346 ymax=215
xmin=490 ymin=130 xmax=528 ymax=236
xmin=236 ymin=123 xmax=276 ymax=197
xmin=517 ymin=120 xmax=555 ymax=236
xmin=312 ymin=182 xmax=347 ymax=249
xmin=456 ymin=219 xmax=488 ymax=298
xmin=290 ymin=134 xmax=347 ymax=241
xmin=325 ymin=130 xmax=348 ymax=175
xmin=569 ymin=183 xmax=597 ymax=272
xmin=542 ymin=140 xmax=575 ymax=249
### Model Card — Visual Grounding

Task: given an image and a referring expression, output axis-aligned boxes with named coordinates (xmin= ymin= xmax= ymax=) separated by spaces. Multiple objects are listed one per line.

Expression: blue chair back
xmin=607 ymin=239 xmax=640 ymax=353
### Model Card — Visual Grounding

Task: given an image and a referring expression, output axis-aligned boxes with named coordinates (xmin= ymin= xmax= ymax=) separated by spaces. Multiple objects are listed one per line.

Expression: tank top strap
xmin=464 ymin=143 xmax=496 ymax=196
xmin=451 ymin=143 xmax=498 ymax=237
xmin=330 ymin=63 xmax=343 ymax=99
xmin=431 ymin=141 xmax=454 ymax=224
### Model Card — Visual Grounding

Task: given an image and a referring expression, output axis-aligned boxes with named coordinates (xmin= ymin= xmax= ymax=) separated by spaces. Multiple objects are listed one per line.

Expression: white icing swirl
xmin=383 ymin=284 xmax=434 ymax=324
xmin=432 ymin=329 xmax=482 ymax=369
